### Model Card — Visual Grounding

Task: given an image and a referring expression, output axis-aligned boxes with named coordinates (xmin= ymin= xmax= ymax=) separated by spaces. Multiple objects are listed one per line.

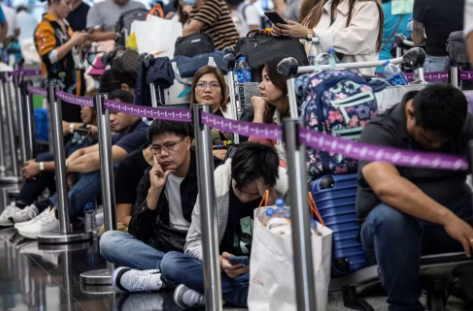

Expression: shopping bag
xmin=248 ymin=193 xmax=332 ymax=311
xmin=375 ymin=84 xmax=426 ymax=113
xmin=132 ymin=18 xmax=182 ymax=58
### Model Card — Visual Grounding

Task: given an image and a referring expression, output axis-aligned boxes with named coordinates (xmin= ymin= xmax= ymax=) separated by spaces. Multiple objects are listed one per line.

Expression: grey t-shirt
xmin=86 ymin=0 xmax=146 ymax=32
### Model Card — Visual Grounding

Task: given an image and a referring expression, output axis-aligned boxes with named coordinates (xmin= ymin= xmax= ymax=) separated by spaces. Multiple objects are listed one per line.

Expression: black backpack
xmin=235 ymin=30 xmax=308 ymax=80
xmin=115 ymin=8 xmax=150 ymax=48
xmin=174 ymin=33 xmax=215 ymax=57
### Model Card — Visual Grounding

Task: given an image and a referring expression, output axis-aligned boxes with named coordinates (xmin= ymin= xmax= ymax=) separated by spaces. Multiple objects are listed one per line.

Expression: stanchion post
xmin=283 ymin=118 xmax=317 ymax=311
xmin=193 ymin=104 xmax=223 ymax=311
xmin=449 ymin=66 xmax=461 ymax=90
xmin=38 ymin=85 xmax=92 ymax=244
xmin=2 ymin=72 xmax=21 ymax=180
xmin=150 ymin=83 xmax=158 ymax=108
xmin=0 ymin=72 xmax=6 ymax=178
xmin=14 ymin=73 xmax=29 ymax=165
xmin=277 ymin=57 xmax=299 ymax=118
xmin=20 ymin=80 xmax=36 ymax=160
xmin=80 ymin=93 xmax=116 ymax=285
xmin=223 ymin=52 xmax=239 ymax=144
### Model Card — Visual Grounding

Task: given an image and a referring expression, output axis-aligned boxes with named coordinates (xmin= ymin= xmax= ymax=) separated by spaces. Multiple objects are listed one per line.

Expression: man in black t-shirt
xmin=161 ymin=143 xmax=288 ymax=309
xmin=67 ymin=0 xmax=90 ymax=32
xmin=413 ymin=0 xmax=464 ymax=72
xmin=357 ymin=85 xmax=473 ymax=310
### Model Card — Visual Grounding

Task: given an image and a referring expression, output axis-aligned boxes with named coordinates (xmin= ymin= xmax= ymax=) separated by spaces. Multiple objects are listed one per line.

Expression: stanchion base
xmin=80 ymin=283 xmax=115 ymax=294
xmin=80 ymin=268 xmax=113 ymax=285
xmin=38 ymin=241 xmax=93 ymax=252
xmin=0 ymin=175 xmax=22 ymax=184
xmin=38 ymin=232 xmax=92 ymax=244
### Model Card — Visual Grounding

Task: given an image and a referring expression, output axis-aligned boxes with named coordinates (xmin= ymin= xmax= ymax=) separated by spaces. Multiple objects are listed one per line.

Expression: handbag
xmin=174 ymin=33 xmax=215 ymax=58
xmin=235 ymin=30 xmax=308 ymax=80
xmin=248 ymin=192 xmax=332 ymax=311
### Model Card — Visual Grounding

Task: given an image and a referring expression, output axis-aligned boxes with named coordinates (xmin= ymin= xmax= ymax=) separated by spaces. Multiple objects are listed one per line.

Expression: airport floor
xmin=0 ymin=187 xmax=471 ymax=311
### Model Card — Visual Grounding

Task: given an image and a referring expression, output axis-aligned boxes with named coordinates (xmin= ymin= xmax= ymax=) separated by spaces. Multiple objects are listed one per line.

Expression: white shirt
xmin=303 ymin=0 xmax=381 ymax=76
xmin=17 ymin=11 xmax=37 ymax=42
xmin=232 ymin=3 xmax=261 ymax=37
xmin=1 ymin=4 xmax=19 ymax=38
xmin=465 ymin=0 xmax=473 ymax=38
xmin=165 ymin=173 xmax=190 ymax=231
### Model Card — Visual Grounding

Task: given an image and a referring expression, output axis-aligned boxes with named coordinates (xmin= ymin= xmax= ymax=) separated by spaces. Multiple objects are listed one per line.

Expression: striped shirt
xmin=189 ymin=0 xmax=240 ymax=50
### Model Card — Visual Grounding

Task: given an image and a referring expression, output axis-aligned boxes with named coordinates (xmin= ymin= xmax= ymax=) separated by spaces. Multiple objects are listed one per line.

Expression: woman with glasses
xmin=35 ymin=0 xmax=89 ymax=122
xmin=191 ymin=66 xmax=234 ymax=159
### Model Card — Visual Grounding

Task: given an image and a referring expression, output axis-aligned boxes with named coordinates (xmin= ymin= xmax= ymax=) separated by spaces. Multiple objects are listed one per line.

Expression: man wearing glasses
xmin=100 ymin=119 xmax=223 ymax=292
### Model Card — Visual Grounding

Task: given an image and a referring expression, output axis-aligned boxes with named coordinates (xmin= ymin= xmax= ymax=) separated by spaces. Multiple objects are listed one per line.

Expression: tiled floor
xmin=0 ymin=191 xmax=471 ymax=311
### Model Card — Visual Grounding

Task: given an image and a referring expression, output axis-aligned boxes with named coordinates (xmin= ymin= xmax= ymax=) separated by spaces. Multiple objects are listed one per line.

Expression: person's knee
xmin=160 ymin=251 xmax=189 ymax=281
xmin=100 ymin=231 xmax=128 ymax=258
xmin=369 ymin=203 xmax=421 ymax=237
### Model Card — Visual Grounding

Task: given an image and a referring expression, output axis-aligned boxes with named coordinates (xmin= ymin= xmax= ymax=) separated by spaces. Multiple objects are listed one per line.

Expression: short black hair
xmin=108 ymin=89 xmax=134 ymax=104
xmin=412 ymin=84 xmax=468 ymax=138
xmin=17 ymin=6 xmax=28 ymax=13
xmin=231 ymin=142 xmax=279 ymax=189
xmin=99 ymin=69 xmax=137 ymax=93
xmin=225 ymin=0 xmax=244 ymax=8
xmin=147 ymin=120 xmax=195 ymax=142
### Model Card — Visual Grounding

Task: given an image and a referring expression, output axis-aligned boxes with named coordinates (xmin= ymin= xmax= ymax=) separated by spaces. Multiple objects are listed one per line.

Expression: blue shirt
xmin=377 ymin=2 xmax=412 ymax=71
xmin=112 ymin=119 xmax=149 ymax=155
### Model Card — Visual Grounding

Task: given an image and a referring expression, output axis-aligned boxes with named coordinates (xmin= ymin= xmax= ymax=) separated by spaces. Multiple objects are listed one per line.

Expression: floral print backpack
xmin=301 ymin=69 xmax=379 ymax=180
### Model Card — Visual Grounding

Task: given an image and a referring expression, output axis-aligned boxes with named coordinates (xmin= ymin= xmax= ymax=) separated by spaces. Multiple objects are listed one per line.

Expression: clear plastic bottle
xmin=383 ymin=60 xmax=409 ymax=86
xmin=328 ymin=49 xmax=340 ymax=69
xmin=84 ymin=201 xmax=97 ymax=235
xmin=311 ymin=37 xmax=323 ymax=58
xmin=236 ymin=57 xmax=252 ymax=83
xmin=308 ymin=55 xmax=315 ymax=66
xmin=406 ymin=18 xmax=413 ymax=39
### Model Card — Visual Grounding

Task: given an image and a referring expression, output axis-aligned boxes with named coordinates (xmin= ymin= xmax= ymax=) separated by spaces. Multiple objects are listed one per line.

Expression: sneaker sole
xmin=111 ymin=267 xmax=131 ymax=293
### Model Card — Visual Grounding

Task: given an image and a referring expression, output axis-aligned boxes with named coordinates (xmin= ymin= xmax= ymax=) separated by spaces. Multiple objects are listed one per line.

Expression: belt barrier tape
xmin=376 ymin=70 xmax=473 ymax=82
xmin=23 ymin=86 xmax=469 ymax=171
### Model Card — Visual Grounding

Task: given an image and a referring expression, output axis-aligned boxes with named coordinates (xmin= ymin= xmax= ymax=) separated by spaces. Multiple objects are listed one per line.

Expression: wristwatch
xmin=39 ymin=162 xmax=44 ymax=172
xmin=69 ymin=123 xmax=75 ymax=134
xmin=305 ymin=29 xmax=315 ymax=42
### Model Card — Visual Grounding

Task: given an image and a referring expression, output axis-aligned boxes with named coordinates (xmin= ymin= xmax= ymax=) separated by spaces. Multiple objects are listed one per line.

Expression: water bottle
xmin=84 ymin=201 xmax=97 ymax=235
xmin=236 ymin=57 xmax=252 ymax=83
xmin=328 ymin=49 xmax=340 ymax=69
xmin=308 ymin=56 xmax=315 ymax=66
xmin=311 ymin=37 xmax=323 ymax=58
xmin=406 ymin=18 xmax=413 ymax=39
xmin=383 ymin=61 xmax=409 ymax=86
xmin=263 ymin=199 xmax=290 ymax=219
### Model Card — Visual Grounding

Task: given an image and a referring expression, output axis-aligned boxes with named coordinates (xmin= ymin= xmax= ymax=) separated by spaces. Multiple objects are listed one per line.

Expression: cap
xmin=308 ymin=56 xmax=315 ymax=60
xmin=328 ymin=49 xmax=336 ymax=54
xmin=275 ymin=199 xmax=284 ymax=207
xmin=238 ymin=57 xmax=246 ymax=61
xmin=265 ymin=207 xmax=275 ymax=217
xmin=382 ymin=60 xmax=390 ymax=66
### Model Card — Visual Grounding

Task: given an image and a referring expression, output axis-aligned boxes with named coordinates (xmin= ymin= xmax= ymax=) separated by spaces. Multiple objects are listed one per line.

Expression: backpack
xmin=174 ymin=34 xmax=215 ymax=57
xmin=302 ymin=70 xmax=378 ymax=180
xmin=448 ymin=31 xmax=470 ymax=66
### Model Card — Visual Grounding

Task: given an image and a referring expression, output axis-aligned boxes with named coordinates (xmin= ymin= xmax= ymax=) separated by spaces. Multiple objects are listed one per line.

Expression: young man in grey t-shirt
xmin=86 ymin=0 xmax=145 ymax=42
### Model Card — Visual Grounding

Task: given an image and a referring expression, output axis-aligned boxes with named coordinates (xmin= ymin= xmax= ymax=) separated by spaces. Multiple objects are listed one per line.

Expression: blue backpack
xmin=301 ymin=69 xmax=379 ymax=179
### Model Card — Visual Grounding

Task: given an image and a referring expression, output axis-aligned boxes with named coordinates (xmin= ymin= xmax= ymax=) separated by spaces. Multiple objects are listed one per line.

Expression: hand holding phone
xmin=220 ymin=252 xmax=250 ymax=278
xmin=264 ymin=11 xmax=287 ymax=25
xmin=229 ymin=256 xmax=249 ymax=266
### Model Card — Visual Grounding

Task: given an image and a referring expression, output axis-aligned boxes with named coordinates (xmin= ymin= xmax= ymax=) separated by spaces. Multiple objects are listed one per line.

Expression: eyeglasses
xmin=149 ymin=137 xmax=185 ymax=155
xmin=196 ymin=82 xmax=220 ymax=91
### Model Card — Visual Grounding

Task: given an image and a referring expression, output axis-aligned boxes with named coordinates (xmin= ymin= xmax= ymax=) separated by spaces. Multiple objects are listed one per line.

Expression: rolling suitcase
xmin=311 ymin=173 xmax=369 ymax=275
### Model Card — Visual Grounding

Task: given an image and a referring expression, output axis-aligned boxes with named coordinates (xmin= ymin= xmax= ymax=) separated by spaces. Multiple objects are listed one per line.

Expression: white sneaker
xmin=14 ymin=207 xmax=51 ymax=229
xmin=11 ymin=204 xmax=38 ymax=224
xmin=17 ymin=209 xmax=59 ymax=239
xmin=0 ymin=203 xmax=21 ymax=227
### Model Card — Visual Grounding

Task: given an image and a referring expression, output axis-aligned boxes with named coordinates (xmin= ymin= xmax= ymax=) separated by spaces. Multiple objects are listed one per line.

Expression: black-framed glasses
xmin=149 ymin=137 xmax=185 ymax=155
xmin=196 ymin=81 xmax=220 ymax=91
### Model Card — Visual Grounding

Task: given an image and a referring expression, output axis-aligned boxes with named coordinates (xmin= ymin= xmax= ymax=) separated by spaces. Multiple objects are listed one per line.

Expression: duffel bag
xmin=174 ymin=33 xmax=215 ymax=58
xmin=235 ymin=30 xmax=308 ymax=79
xmin=448 ymin=31 xmax=470 ymax=65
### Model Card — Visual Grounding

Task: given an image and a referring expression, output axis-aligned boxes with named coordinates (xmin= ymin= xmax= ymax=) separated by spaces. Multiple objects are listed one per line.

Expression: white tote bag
xmin=248 ymin=209 xmax=333 ymax=311
xmin=132 ymin=18 xmax=183 ymax=58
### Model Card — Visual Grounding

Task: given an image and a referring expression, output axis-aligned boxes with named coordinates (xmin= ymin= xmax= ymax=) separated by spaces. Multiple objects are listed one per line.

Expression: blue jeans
xmin=160 ymin=251 xmax=249 ymax=308
xmin=424 ymin=55 xmax=449 ymax=73
xmin=100 ymin=231 xmax=166 ymax=270
xmin=37 ymin=170 xmax=102 ymax=217
xmin=360 ymin=194 xmax=473 ymax=311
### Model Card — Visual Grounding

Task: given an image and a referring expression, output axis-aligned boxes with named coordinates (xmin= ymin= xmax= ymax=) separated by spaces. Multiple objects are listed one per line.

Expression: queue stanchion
xmin=278 ymin=57 xmax=299 ymax=118
xmin=80 ymin=93 xmax=116 ymax=285
xmin=38 ymin=84 xmax=92 ymax=244
xmin=193 ymin=104 xmax=223 ymax=311
xmin=150 ymin=83 xmax=158 ymax=108
xmin=14 ymin=73 xmax=29 ymax=165
xmin=449 ymin=66 xmax=461 ymax=90
xmin=0 ymin=72 xmax=21 ymax=183
xmin=223 ymin=52 xmax=239 ymax=144
xmin=20 ymin=80 xmax=36 ymax=160
xmin=283 ymin=118 xmax=317 ymax=311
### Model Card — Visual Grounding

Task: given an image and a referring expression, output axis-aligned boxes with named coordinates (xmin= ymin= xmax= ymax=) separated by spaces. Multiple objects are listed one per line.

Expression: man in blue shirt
xmin=13 ymin=90 xmax=149 ymax=239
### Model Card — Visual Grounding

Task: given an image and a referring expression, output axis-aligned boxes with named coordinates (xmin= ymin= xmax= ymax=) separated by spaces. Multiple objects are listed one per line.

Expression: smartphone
xmin=229 ymin=256 xmax=249 ymax=266
xmin=264 ymin=11 xmax=287 ymax=25
xmin=74 ymin=128 xmax=92 ymax=133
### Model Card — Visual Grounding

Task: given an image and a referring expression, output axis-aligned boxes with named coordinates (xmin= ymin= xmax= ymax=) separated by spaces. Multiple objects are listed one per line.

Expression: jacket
xmin=128 ymin=148 xmax=223 ymax=252
xmin=184 ymin=158 xmax=289 ymax=261
xmin=303 ymin=0 xmax=381 ymax=76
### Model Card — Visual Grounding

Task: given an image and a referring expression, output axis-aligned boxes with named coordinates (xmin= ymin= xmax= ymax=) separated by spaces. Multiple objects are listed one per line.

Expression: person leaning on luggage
xmin=357 ymin=85 xmax=473 ymax=311
xmin=271 ymin=0 xmax=384 ymax=76
xmin=182 ymin=0 xmax=239 ymax=50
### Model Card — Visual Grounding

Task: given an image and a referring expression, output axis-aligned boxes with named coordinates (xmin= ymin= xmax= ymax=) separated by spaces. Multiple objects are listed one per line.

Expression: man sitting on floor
xmin=16 ymin=90 xmax=149 ymax=239
xmin=100 ymin=120 xmax=223 ymax=292
xmin=357 ymin=85 xmax=473 ymax=311
xmin=118 ymin=142 xmax=288 ymax=307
